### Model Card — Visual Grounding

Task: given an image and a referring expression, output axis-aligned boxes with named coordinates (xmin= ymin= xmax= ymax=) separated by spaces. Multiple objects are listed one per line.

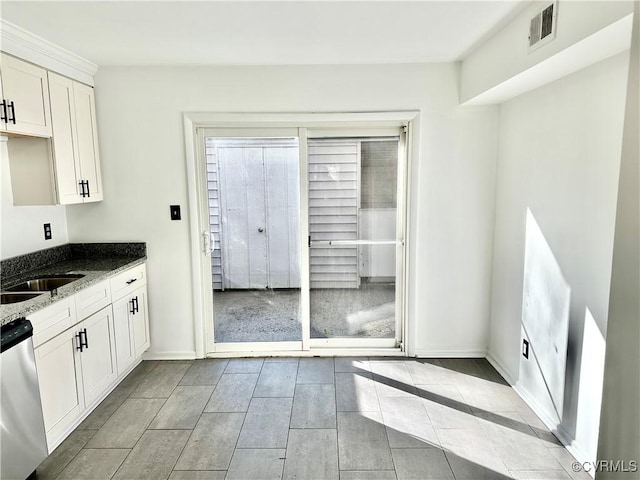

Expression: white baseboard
xmin=486 ymin=351 xmax=517 ymax=385
xmin=514 ymin=384 xmax=595 ymax=478
xmin=414 ymin=348 xmax=488 ymax=358
xmin=142 ymin=350 xmax=197 ymax=360
xmin=514 ymin=383 xmax=561 ymax=429
xmin=556 ymin=426 xmax=594 ymax=478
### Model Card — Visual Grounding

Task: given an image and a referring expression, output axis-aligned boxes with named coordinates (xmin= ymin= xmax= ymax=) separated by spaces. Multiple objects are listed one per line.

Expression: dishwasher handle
xmin=1 ymin=318 xmax=33 ymax=353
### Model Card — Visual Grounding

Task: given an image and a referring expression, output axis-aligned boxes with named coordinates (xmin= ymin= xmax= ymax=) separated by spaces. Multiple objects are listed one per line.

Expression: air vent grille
xmin=541 ymin=4 xmax=554 ymax=39
xmin=529 ymin=12 xmax=542 ymax=47
xmin=528 ymin=1 xmax=557 ymax=53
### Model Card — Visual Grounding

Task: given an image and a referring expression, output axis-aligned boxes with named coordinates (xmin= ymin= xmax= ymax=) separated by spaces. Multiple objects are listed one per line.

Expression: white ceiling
xmin=0 ymin=1 xmax=527 ymax=66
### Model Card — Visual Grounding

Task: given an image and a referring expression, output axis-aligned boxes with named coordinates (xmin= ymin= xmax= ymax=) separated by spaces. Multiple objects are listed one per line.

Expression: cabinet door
xmin=34 ymin=328 xmax=83 ymax=452
xmin=73 ymin=82 xmax=103 ymax=202
xmin=112 ymin=294 xmax=136 ymax=375
xmin=78 ymin=306 xmax=117 ymax=407
xmin=0 ymin=53 xmax=52 ymax=137
xmin=132 ymin=287 xmax=150 ymax=356
xmin=48 ymin=71 xmax=83 ymax=204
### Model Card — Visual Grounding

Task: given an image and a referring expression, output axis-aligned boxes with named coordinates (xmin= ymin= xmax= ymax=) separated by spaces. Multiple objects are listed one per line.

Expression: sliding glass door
xmin=199 ymin=126 xmax=406 ymax=353
xmin=307 ymin=133 xmax=404 ymax=348
xmin=204 ymin=134 xmax=302 ymax=348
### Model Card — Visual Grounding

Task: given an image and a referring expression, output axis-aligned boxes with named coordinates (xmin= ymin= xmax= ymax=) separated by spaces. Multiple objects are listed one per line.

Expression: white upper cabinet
xmin=73 ymin=81 xmax=103 ymax=202
xmin=0 ymin=53 xmax=52 ymax=137
xmin=48 ymin=71 xmax=103 ymax=204
xmin=48 ymin=72 xmax=81 ymax=203
xmin=4 ymin=57 xmax=103 ymax=206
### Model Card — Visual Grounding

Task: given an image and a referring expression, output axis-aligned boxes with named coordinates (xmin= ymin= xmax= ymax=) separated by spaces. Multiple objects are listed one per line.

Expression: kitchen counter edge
xmin=1 ymin=256 xmax=147 ymax=326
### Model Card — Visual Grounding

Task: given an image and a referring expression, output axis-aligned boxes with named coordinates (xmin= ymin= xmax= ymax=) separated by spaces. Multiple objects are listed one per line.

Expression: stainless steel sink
xmin=0 ymin=292 xmax=44 ymax=304
xmin=5 ymin=275 xmax=85 ymax=292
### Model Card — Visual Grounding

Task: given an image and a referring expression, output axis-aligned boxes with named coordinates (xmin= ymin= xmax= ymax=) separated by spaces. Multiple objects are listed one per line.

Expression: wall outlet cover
xmin=43 ymin=223 xmax=52 ymax=240
xmin=170 ymin=205 xmax=181 ymax=221
xmin=522 ymin=339 xmax=529 ymax=359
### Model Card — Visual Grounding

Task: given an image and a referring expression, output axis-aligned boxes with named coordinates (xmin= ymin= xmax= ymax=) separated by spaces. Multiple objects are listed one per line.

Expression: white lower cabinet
xmin=34 ymin=327 xmax=83 ymax=452
xmin=77 ymin=307 xmax=117 ymax=407
xmin=113 ymin=286 xmax=150 ymax=374
xmin=35 ymin=306 xmax=117 ymax=452
xmin=132 ymin=287 xmax=150 ymax=356
xmin=111 ymin=265 xmax=150 ymax=374
xmin=112 ymin=294 xmax=136 ymax=375
xmin=32 ymin=262 xmax=150 ymax=452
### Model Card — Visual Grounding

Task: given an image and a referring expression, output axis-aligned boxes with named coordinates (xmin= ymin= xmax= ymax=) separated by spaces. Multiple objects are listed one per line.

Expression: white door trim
xmin=183 ymin=111 xmax=419 ymax=358
xmin=299 ymin=127 xmax=311 ymax=351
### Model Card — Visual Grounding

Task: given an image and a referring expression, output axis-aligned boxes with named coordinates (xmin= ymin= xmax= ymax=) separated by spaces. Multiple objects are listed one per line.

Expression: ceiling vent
xmin=528 ymin=1 xmax=558 ymax=53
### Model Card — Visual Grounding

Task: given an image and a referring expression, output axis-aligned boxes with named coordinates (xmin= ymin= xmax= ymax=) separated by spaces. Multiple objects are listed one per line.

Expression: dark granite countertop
xmin=1 ymin=243 xmax=146 ymax=326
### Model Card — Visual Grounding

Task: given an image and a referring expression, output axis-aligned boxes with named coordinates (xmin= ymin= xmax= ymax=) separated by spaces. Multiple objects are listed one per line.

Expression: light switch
xmin=170 ymin=205 xmax=181 ymax=221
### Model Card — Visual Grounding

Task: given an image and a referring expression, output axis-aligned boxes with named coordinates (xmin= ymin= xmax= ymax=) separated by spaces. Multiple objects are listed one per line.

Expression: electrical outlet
xmin=522 ymin=339 xmax=529 ymax=359
xmin=43 ymin=223 xmax=52 ymax=240
xmin=170 ymin=205 xmax=181 ymax=220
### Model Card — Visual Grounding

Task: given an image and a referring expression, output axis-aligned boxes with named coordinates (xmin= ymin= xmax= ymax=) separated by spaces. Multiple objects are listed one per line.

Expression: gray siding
xmin=308 ymin=140 xmax=359 ymax=289
xmin=205 ymin=138 xmax=223 ymax=290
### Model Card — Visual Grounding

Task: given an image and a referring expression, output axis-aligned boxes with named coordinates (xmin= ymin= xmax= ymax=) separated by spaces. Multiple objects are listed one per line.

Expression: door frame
xmin=183 ymin=112 xmax=418 ymax=358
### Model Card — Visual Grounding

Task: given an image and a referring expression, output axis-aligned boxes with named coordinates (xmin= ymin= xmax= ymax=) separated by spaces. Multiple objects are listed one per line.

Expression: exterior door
xmin=218 ymin=146 xmax=268 ymax=289
xmin=307 ymin=135 xmax=403 ymax=348
xmin=206 ymin=134 xmax=302 ymax=346
xmin=194 ymin=120 xmax=408 ymax=355
xmin=216 ymin=141 xmax=300 ymax=290
xmin=264 ymin=145 xmax=301 ymax=288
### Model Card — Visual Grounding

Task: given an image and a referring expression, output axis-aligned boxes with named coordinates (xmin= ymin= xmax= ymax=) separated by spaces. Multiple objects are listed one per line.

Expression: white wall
xmin=460 ymin=1 xmax=633 ymax=103
xmin=65 ymin=63 xmax=499 ymax=358
xmin=1 ymin=136 xmax=69 ymax=260
xmin=488 ymin=52 xmax=629 ymax=463
xmin=597 ymin=2 xmax=639 ymax=476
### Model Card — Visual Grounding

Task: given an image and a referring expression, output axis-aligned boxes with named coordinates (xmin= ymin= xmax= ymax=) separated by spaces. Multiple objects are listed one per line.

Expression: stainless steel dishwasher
xmin=1 ymin=318 xmax=48 ymax=480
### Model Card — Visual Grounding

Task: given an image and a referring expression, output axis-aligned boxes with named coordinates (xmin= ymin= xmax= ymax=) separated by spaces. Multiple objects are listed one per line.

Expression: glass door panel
xmin=308 ymin=137 xmax=400 ymax=340
xmin=205 ymin=137 xmax=302 ymax=344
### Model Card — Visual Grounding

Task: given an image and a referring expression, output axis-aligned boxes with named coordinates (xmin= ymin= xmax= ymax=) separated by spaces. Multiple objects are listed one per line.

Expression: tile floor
xmin=35 ymin=357 xmax=591 ymax=480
